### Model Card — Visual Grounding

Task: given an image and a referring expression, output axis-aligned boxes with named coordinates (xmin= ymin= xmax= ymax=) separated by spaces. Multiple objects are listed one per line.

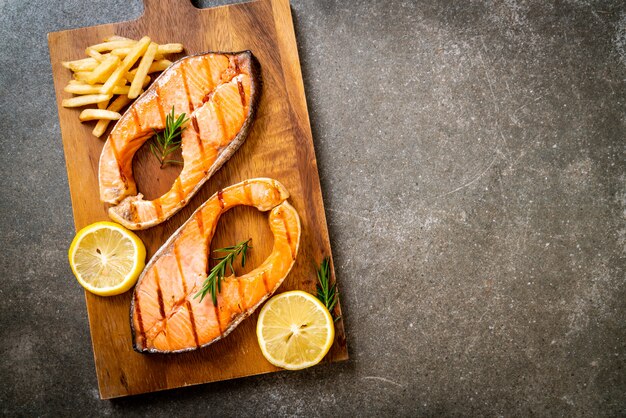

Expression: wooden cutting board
xmin=48 ymin=0 xmax=347 ymax=399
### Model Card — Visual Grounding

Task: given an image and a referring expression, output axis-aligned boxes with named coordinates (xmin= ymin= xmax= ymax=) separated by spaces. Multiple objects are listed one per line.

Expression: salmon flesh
xmin=131 ymin=178 xmax=301 ymax=353
xmin=99 ymin=51 xmax=261 ymax=230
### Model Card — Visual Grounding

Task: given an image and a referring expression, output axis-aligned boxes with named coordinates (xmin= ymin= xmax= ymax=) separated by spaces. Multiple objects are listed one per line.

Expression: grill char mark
xmin=153 ymin=201 xmax=163 ymax=219
xmin=155 ymin=85 xmax=166 ymax=127
xmin=154 ymin=268 xmax=166 ymax=319
xmin=180 ymin=63 xmax=194 ymax=113
xmin=174 ymin=243 xmax=187 ymax=294
xmin=187 ymin=300 xmax=200 ymax=347
xmin=196 ymin=210 xmax=204 ymax=236
xmin=237 ymin=79 xmax=246 ymax=107
xmin=133 ymin=292 xmax=146 ymax=347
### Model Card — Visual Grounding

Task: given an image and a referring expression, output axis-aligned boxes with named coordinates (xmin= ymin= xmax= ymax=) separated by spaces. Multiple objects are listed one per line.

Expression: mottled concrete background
xmin=1 ymin=0 xmax=624 ymax=416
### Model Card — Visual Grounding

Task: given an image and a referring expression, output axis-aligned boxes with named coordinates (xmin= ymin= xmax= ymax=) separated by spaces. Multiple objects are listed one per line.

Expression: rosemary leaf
xmin=194 ymin=239 xmax=252 ymax=305
xmin=315 ymin=257 xmax=340 ymax=322
xmin=150 ymin=106 xmax=189 ymax=168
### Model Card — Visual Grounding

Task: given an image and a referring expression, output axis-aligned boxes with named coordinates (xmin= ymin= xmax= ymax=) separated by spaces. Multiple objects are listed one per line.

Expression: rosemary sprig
xmin=149 ymin=106 xmax=189 ymax=168
xmin=194 ymin=239 xmax=252 ymax=305
xmin=316 ymin=257 xmax=340 ymax=322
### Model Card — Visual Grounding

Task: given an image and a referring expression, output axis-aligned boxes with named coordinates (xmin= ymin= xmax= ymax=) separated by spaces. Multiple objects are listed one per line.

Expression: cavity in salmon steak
xmin=99 ymin=51 xmax=261 ymax=230
xmin=131 ymin=178 xmax=301 ymax=354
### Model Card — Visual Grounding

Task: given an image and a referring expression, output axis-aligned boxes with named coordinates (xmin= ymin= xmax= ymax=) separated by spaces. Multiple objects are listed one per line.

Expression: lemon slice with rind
xmin=68 ymin=221 xmax=146 ymax=296
xmin=256 ymin=290 xmax=335 ymax=370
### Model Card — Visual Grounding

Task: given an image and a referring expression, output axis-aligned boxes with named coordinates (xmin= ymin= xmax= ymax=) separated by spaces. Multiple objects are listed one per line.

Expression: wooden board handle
xmin=142 ymin=0 xmax=196 ymax=18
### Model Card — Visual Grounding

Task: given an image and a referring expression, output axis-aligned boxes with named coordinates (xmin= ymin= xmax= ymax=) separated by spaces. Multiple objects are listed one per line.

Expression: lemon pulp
xmin=68 ymin=221 xmax=145 ymax=296
xmin=256 ymin=290 xmax=334 ymax=370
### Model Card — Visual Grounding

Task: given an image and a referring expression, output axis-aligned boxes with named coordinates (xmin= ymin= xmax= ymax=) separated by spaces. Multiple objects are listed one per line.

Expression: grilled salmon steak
xmin=131 ymin=178 xmax=301 ymax=353
xmin=99 ymin=51 xmax=261 ymax=230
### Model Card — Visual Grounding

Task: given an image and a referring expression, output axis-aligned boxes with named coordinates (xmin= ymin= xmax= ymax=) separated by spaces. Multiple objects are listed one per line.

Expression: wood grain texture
xmin=47 ymin=0 xmax=347 ymax=399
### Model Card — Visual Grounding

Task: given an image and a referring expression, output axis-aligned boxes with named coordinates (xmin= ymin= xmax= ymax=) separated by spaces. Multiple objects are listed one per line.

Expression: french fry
xmin=62 ymin=57 xmax=96 ymax=68
xmin=62 ymin=94 xmax=112 ymax=108
xmin=127 ymin=59 xmax=171 ymax=78
xmin=69 ymin=79 xmax=124 ymax=86
xmin=128 ymin=42 xmax=158 ymax=99
xmin=64 ymin=83 xmax=130 ymax=95
xmin=111 ymin=47 xmax=161 ymax=59
xmin=149 ymin=59 xmax=172 ymax=72
xmin=73 ymin=72 xmax=99 ymax=83
xmin=156 ymin=43 xmax=184 ymax=55
xmin=79 ymin=109 xmax=122 ymax=122
xmin=72 ymin=71 xmax=92 ymax=82
xmin=62 ymin=57 xmax=99 ymax=72
xmin=110 ymin=47 xmax=131 ymax=57
xmin=100 ymin=36 xmax=151 ymax=94
xmin=85 ymin=48 xmax=104 ymax=62
xmin=70 ymin=61 xmax=98 ymax=72
xmin=97 ymin=99 xmax=110 ymax=110
xmin=103 ymin=35 xmax=136 ymax=42
xmin=124 ymin=69 xmax=151 ymax=85
xmin=93 ymin=95 xmax=132 ymax=138
xmin=88 ymin=40 xmax=137 ymax=52
xmin=92 ymin=121 xmax=108 ymax=138
xmin=111 ymin=44 xmax=182 ymax=58
xmin=108 ymin=94 xmax=132 ymax=112
xmin=85 ymin=55 xmax=120 ymax=84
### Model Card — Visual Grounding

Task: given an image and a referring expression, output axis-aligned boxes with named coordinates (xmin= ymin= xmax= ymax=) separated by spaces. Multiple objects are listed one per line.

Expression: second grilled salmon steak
xmin=99 ymin=51 xmax=261 ymax=230
xmin=131 ymin=178 xmax=301 ymax=353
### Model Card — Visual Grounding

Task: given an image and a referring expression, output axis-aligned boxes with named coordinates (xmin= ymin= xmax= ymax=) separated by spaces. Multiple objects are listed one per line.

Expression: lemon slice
xmin=256 ymin=290 xmax=335 ymax=370
xmin=68 ymin=221 xmax=146 ymax=296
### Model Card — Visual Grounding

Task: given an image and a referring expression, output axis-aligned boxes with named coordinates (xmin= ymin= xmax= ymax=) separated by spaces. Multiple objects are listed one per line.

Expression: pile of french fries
xmin=61 ymin=35 xmax=183 ymax=138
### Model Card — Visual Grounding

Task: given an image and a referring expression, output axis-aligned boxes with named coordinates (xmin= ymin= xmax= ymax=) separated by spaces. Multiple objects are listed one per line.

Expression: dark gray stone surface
xmin=1 ymin=0 xmax=624 ymax=415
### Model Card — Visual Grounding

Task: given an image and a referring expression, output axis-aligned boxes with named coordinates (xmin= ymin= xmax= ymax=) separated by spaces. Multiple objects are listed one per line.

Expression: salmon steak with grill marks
xmin=99 ymin=51 xmax=261 ymax=230
xmin=131 ymin=178 xmax=301 ymax=353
